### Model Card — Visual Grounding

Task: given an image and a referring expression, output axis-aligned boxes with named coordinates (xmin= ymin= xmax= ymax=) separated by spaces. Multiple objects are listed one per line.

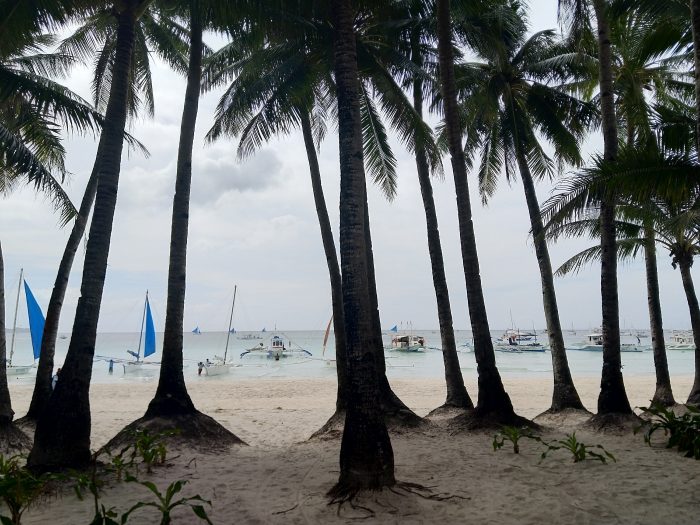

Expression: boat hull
xmin=6 ymin=364 xmax=35 ymax=376
xmin=204 ymin=363 xmax=235 ymax=376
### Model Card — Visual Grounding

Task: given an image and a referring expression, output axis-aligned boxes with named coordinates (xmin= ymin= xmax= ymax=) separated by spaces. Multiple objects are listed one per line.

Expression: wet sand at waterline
xmin=9 ymin=375 xmax=698 ymax=524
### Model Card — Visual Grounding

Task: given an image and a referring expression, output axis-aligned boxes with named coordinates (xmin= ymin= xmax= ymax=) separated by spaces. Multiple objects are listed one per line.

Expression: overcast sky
xmin=2 ymin=0 xmax=696 ymax=334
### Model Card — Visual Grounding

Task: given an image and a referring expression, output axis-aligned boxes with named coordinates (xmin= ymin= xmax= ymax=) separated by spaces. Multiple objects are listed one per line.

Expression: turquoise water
xmin=6 ymin=329 xmax=695 ymax=384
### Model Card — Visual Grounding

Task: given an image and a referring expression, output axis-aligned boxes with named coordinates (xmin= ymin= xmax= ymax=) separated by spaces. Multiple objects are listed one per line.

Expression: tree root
xmin=0 ymin=423 xmax=32 ymax=455
xmin=310 ymin=408 xmax=431 ymax=441
xmin=449 ymin=409 xmax=537 ymax=432
xmin=585 ymin=412 xmax=644 ymax=433
xmin=102 ymin=410 xmax=245 ymax=455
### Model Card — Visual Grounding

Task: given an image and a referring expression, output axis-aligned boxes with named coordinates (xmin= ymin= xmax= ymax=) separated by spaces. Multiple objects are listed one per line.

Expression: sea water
xmin=6 ymin=329 xmax=696 ymax=385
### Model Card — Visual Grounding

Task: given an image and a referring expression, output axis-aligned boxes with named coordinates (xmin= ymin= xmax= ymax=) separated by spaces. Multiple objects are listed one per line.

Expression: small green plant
xmin=493 ymin=426 xmax=540 ymax=454
xmin=540 ymin=432 xmax=616 ymax=464
xmin=122 ymin=478 xmax=212 ymax=525
xmin=72 ymin=452 xmax=125 ymax=525
xmin=0 ymin=455 xmax=54 ymax=525
xmin=639 ymin=403 xmax=700 ymax=459
xmin=131 ymin=429 xmax=178 ymax=474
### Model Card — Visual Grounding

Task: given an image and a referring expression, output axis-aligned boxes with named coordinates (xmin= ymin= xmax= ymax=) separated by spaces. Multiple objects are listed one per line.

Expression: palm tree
xmin=22 ymin=4 xmax=184 ymax=423
xmin=557 ymin=0 xmax=634 ymax=421
xmin=129 ymin=1 xmax=243 ymax=445
xmin=454 ymin=3 xmax=596 ymax=412
xmin=435 ymin=0 xmax=523 ymax=424
xmin=29 ymin=0 xmax=159 ymax=472
xmin=328 ymin=0 xmax=395 ymax=498
xmin=205 ymin=4 xmax=431 ymax=425
xmin=544 ymin=148 xmax=700 ymax=405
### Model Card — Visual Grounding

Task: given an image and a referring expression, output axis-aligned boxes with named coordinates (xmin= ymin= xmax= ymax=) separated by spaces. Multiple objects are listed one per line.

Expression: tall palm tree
xmin=19 ymin=4 xmax=174 ymax=420
xmin=129 ymin=1 xmax=243 ymax=445
xmin=544 ymin=148 xmax=700 ymax=404
xmin=455 ymin=3 xmax=596 ymax=412
xmin=558 ymin=0 xmax=634 ymax=420
xmin=1 ymin=13 xmax=99 ymax=440
xmin=205 ymin=5 xmax=431 ymax=424
xmin=29 ymin=0 xmax=158 ymax=472
xmin=435 ymin=0 xmax=522 ymax=424
xmin=328 ymin=0 xmax=395 ymax=497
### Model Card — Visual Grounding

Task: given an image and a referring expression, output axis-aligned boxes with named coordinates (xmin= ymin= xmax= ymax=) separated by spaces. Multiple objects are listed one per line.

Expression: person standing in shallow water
xmin=52 ymin=368 xmax=61 ymax=390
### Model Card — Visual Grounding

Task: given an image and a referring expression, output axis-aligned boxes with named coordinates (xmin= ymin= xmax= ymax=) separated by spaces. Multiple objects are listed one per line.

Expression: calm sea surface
xmin=6 ymin=329 xmax=695 ymax=385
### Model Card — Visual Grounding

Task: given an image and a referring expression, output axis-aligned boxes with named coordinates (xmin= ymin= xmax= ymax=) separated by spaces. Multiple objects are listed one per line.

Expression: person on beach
xmin=52 ymin=367 xmax=61 ymax=390
xmin=198 ymin=362 xmax=204 ymax=376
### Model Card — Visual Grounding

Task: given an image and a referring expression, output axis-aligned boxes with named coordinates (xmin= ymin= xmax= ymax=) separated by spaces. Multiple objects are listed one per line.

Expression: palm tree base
xmin=585 ymin=412 xmax=643 ymax=432
xmin=651 ymin=385 xmax=676 ymax=407
xmin=449 ymin=409 xmax=535 ymax=431
xmin=549 ymin=383 xmax=587 ymax=412
xmin=533 ymin=407 xmax=592 ymax=429
xmin=426 ymin=403 xmax=472 ymax=421
xmin=686 ymin=389 xmax=700 ymax=406
xmin=103 ymin=411 xmax=246 ymax=454
xmin=0 ymin=422 xmax=31 ymax=455
xmin=311 ymin=407 xmax=430 ymax=441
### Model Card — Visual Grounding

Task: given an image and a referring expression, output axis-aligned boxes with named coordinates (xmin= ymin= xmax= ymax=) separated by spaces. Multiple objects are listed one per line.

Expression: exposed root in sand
xmin=102 ymin=411 xmax=245 ymax=454
xmin=309 ymin=409 xmax=432 ymax=441
xmin=449 ymin=410 xmax=537 ymax=433
xmin=585 ymin=412 xmax=645 ymax=434
xmin=0 ymin=423 xmax=31 ymax=455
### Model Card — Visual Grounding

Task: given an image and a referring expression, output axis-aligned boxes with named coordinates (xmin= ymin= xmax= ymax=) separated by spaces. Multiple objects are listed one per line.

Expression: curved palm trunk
xmin=328 ymin=0 xmax=394 ymax=497
xmin=691 ymin=0 xmax=700 ymax=152
xmin=411 ymin=34 xmax=471 ymax=410
xmin=300 ymin=112 xmax=348 ymax=410
xmin=678 ymin=260 xmax=700 ymax=405
xmin=24 ymin=167 xmax=98 ymax=421
xmin=644 ymin=227 xmax=674 ymax=406
xmin=28 ymin=4 xmax=138 ymax=471
xmin=593 ymin=0 xmax=632 ymax=415
xmin=514 ymin=150 xmax=583 ymax=411
xmin=435 ymin=0 xmax=514 ymax=417
xmin=145 ymin=10 xmax=203 ymax=418
xmin=0 ymin=241 xmax=13 ymax=425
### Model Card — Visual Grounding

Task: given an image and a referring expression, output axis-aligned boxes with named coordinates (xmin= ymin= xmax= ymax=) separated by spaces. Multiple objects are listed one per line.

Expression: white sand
xmin=7 ymin=374 xmax=700 ymax=524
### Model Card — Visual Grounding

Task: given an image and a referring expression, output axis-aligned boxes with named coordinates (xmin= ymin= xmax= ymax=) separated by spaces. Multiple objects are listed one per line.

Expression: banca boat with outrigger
xmin=240 ymin=334 xmax=312 ymax=361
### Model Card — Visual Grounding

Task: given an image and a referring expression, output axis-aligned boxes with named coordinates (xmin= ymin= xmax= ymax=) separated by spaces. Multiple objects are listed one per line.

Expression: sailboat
xmin=7 ymin=269 xmax=44 ymax=375
xmin=123 ymin=291 xmax=158 ymax=374
xmin=192 ymin=326 xmax=202 ymax=335
xmin=201 ymin=286 xmax=238 ymax=376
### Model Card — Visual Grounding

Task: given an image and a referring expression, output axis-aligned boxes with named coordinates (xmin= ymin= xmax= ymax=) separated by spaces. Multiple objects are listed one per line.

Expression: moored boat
xmin=200 ymin=286 xmax=238 ymax=376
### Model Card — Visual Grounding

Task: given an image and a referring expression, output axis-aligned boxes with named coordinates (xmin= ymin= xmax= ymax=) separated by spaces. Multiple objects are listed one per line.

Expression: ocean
xmin=5 ymin=329 xmax=695 ymax=385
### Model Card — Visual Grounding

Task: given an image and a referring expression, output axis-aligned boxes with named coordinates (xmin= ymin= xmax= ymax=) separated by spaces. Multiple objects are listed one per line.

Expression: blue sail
xmin=24 ymin=281 xmax=45 ymax=360
xmin=144 ymin=298 xmax=156 ymax=358
xmin=390 ymin=325 xmax=398 ymax=332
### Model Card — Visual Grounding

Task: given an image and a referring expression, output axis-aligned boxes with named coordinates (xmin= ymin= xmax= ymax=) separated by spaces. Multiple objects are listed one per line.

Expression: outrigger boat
xmin=567 ymin=333 xmax=642 ymax=352
xmin=200 ymin=286 xmax=239 ymax=376
xmin=240 ymin=334 xmax=312 ymax=361
xmin=390 ymin=334 xmax=426 ymax=352
xmin=667 ymin=333 xmax=695 ymax=351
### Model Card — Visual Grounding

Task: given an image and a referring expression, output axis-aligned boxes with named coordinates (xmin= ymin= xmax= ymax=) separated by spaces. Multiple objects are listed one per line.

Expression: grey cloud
xmin=190 ymin=145 xmax=283 ymax=205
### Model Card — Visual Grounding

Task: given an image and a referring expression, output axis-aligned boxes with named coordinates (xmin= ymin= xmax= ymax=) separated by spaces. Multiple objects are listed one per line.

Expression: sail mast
xmin=9 ymin=268 xmax=23 ymax=366
xmin=223 ymin=285 xmax=237 ymax=363
xmin=322 ymin=315 xmax=333 ymax=357
xmin=136 ymin=290 xmax=148 ymax=361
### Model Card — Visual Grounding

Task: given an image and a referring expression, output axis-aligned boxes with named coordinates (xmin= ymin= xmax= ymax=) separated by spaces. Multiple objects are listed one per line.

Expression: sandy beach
xmin=8 ymin=374 xmax=699 ymax=524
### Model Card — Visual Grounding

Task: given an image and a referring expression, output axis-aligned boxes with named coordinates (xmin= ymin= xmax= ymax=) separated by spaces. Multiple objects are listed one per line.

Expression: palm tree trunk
xmin=24 ymin=167 xmax=98 ymax=421
xmin=328 ymin=0 xmax=394 ymax=497
xmin=514 ymin=149 xmax=584 ymax=411
xmin=691 ymin=0 xmax=700 ymax=153
xmin=299 ymin=111 xmax=348 ymax=410
xmin=644 ymin=227 xmax=674 ymax=406
xmin=678 ymin=260 xmax=700 ymax=405
xmin=145 ymin=8 xmax=203 ymax=418
xmin=28 ymin=3 xmax=138 ymax=471
xmin=0 ymin=241 xmax=13 ymax=425
xmin=411 ymin=32 xmax=471 ymax=410
xmin=593 ymin=0 xmax=632 ymax=416
xmin=435 ymin=0 xmax=514 ymax=418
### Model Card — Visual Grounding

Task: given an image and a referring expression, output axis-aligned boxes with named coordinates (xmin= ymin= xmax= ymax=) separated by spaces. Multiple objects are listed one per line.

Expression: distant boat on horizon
xmin=192 ymin=326 xmax=202 ymax=335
